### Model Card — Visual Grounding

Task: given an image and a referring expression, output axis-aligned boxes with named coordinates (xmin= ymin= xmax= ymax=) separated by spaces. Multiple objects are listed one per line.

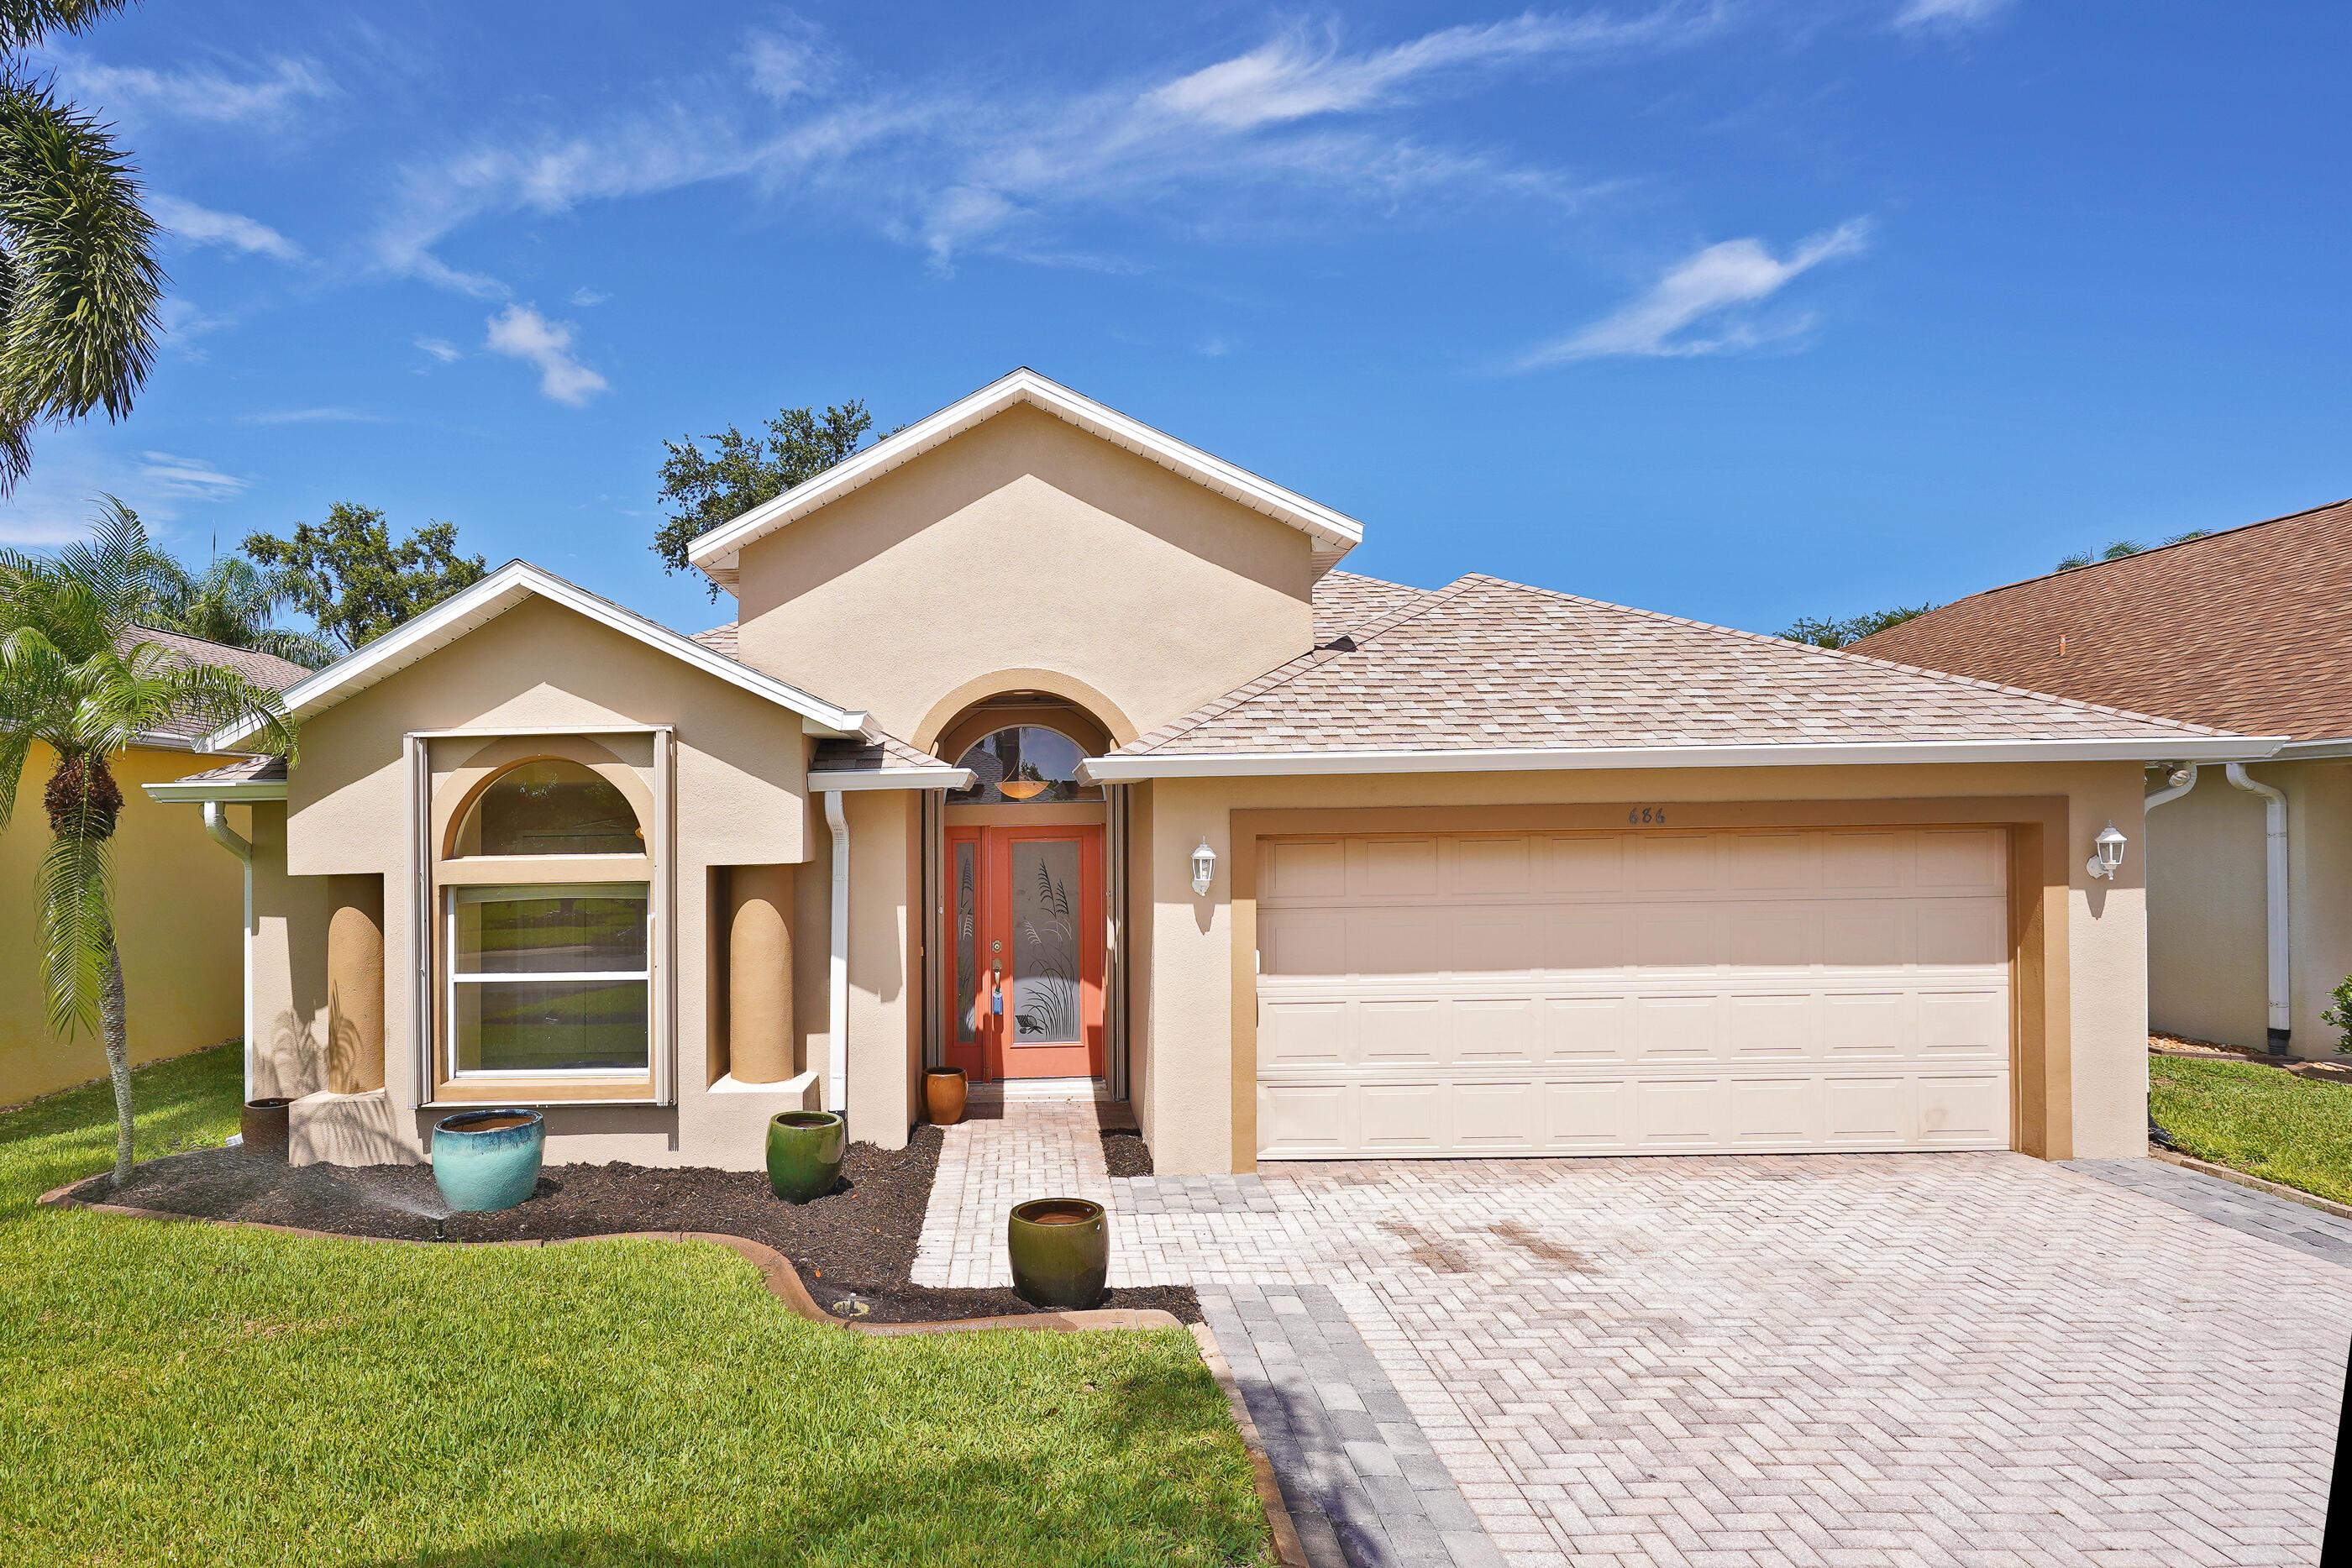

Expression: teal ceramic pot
xmin=1007 ymin=1198 xmax=1109 ymax=1310
xmin=766 ymin=1110 xmax=845 ymax=1204
xmin=432 ymin=1109 xmax=545 ymax=1213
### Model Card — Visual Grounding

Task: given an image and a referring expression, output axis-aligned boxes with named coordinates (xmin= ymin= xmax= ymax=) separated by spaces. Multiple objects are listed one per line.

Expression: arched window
xmin=457 ymin=758 xmax=643 ymax=856
xmin=948 ymin=726 xmax=1100 ymax=805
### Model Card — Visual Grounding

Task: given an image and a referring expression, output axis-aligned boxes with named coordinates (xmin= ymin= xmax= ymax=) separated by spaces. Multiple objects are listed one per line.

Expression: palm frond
xmin=93 ymin=641 xmax=299 ymax=759
xmin=0 ymin=2 xmax=135 ymax=50
xmin=38 ymin=820 xmax=109 ymax=1037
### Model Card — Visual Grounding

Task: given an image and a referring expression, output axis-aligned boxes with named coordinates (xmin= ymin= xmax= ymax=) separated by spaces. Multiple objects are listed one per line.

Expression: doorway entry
xmin=944 ymin=825 xmax=1105 ymax=1079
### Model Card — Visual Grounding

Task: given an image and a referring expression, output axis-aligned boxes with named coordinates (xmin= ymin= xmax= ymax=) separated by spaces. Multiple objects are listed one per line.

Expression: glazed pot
xmin=766 ymin=1109 xmax=845 ymax=1203
xmin=1007 ymin=1197 xmax=1109 ymax=1310
xmin=240 ymin=1097 xmax=294 ymax=1157
xmin=924 ymin=1066 xmax=969 ymax=1125
xmin=431 ymin=1109 xmax=545 ymax=1213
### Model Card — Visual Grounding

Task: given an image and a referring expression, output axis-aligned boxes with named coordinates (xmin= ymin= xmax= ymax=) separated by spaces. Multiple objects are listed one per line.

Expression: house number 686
xmin=1627 ymin=805 xmax=1667 ymax=825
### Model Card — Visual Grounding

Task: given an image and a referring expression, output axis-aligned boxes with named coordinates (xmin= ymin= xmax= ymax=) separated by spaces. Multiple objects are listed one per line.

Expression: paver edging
xmin=2148 ymin=1147 xmax=2352 ymax=1223
xmin=1189 ymin=1322 xmax=1312 ymax=1568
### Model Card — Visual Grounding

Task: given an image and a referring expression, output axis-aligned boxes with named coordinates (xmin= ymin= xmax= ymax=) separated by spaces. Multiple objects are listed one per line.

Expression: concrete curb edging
xmin=2149 ymin=1147 xmax=2352 ymax=1222
xmin=1191 ymin=1323 xmax=1313 ymax=1568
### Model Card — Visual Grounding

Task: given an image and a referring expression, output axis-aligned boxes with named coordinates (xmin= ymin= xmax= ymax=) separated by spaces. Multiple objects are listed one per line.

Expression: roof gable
xmin=686 ymin=368 xmax=1362 ymax=589
xmin=202 ymin=560 xmax=869 ymax=752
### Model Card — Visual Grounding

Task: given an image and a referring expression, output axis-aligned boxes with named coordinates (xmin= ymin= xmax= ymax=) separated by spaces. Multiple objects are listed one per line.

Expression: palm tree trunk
xmin=101 ymin=936 xmax=132 ymax=1184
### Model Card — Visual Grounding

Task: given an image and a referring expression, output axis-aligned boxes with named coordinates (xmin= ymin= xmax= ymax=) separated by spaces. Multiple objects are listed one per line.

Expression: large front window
xmin=448 ymin=884 xmax=650 ymax=1076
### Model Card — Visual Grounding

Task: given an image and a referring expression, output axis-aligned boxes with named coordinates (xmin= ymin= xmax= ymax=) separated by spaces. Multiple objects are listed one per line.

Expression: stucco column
xmin=729 ymin=865 xmax=795 ymax=1083
xmin=325 ymin=874 xmax=386 ymax=1095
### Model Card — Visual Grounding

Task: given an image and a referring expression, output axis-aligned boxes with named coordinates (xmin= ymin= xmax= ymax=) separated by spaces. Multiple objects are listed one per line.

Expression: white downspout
xmin=202 ymin=802 xmax=255 ymax=1103
xmin=2225 ymin=763 xmax=2291 ymax=1055
xmin=824 ymin=789 xmax=849 ymax=1116
xmin=2143 ymin=763 xmax=2198 ymax=813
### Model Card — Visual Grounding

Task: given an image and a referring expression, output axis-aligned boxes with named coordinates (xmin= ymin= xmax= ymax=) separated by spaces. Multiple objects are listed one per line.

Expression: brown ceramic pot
xmin=241 ymin=1096 xmax=294 ymax=1157
xmin=924 ymin=1067 xmax=968 ymax=1125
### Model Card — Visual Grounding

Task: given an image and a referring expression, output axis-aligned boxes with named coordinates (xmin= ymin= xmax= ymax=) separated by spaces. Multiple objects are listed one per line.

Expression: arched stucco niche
xmin=915 ymin=669 xmax=1136 ymax=758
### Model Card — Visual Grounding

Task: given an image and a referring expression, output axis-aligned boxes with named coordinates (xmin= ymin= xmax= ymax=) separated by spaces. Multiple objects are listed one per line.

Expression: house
xmin=148 ymin=370 xmax=2268 ymax=1173
xmin=0 ymin=628 xmax=311 ymax=1108
xmin=1851 ymin=499 xmax=2350 ymax=1059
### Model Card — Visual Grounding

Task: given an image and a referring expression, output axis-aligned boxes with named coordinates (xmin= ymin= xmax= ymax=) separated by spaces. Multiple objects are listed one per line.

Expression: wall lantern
xmin=2087 ymin=820 xmax=2128 ymax=881
xmin=1190 ymin=838 xmax=1217 ymax=896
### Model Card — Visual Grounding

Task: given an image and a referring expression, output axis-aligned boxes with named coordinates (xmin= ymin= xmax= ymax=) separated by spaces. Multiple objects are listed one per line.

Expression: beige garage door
xmin=1255 ymin=826 xmax=2012 ymax=1159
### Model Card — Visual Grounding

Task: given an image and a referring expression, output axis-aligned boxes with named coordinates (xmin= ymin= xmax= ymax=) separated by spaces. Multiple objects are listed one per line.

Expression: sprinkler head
xmin=433 ymin=1218 xmax=449 ymax=1243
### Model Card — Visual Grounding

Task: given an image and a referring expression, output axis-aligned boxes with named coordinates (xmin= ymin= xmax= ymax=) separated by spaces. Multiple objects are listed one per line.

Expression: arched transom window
xmin=455 ymin=758 xmax=643 ymax=856
xmin=948 ymin=726 xmax=1101 ymax=805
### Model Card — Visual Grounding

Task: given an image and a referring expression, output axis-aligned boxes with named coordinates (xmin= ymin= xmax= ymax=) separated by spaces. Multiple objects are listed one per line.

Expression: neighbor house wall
xmin=729 ymin=402 xmax=1318 ymax=747
xmin=1132 ymin=759 xmax=2152 ymax=1176
xmin=0 ymin=744 xmax=247 ymax=1108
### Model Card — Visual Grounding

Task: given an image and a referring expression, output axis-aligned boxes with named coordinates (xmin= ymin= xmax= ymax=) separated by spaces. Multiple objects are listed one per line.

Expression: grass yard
xmin=2150 ymin=1052 xmax=2352 ymax=1206
xmin=0 ymin=1046 xmax=1272 ymax=1567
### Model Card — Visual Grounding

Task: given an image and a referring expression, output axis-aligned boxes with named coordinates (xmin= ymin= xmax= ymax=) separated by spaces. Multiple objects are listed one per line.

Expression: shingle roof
xmin=120 ymin=625 xmax=312 ymax=742
xmin=810 ymin=732 xmax=953 ymax=774
xmin=690 ymin=622 xmax=738 ymax=658
xmin=171 ymin=753 xmax=287 ymax=785
xmin=1109 ymin=573 xmax=2231 ymax=759
xmin=1847 ymin=497 xmax=2352 ymax=742
xmin=1311 ymin=569 xmax=1432 ymax=642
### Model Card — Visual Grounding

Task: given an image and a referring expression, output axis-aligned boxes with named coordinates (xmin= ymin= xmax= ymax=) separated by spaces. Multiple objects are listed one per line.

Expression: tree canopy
xmin=652 ymin=401 xmax=874 ymax=595
xmin=1778 ymin=603 xmax=1933 ymax=650
xmin=242 ymin=503 xmax=487 ymax=653
xmin=2054 ymin=530 xmax=2212 ymax=571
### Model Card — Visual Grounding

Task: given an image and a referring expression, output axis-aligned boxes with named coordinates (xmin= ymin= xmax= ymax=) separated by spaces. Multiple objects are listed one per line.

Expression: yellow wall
xmin=0 ymin=743 xmax=246 ymax=1108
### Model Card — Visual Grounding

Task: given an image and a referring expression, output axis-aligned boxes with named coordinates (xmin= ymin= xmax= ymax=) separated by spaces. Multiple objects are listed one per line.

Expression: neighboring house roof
xmin=203 ymin=560 xmax=871 ymax=753
xmin=685 ymin=368 xmax=1364 ymax=589
xmin=1312 ymin=570 xmax=1432 ymax=642
xmin=144 ymin=753 xmax=289 ymax=803
xmin=1086 ymin=573 xmax=2267 ymax=780
xmin=1848 ymin=496 xmax=2352 ymax=747
xmin=690 ymin=621 xmax=738 ymax=658
xmin=118 ymin=624 xmax=312 ymax=747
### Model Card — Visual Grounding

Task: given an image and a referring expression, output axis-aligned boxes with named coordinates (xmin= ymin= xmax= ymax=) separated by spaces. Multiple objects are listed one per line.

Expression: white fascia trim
xmin=811 ymin=768 xmax=975 ymax=792
xmin=144 ymin=780 xmax=289 ymax=803
xmin=2266 ymin=735 xmax=2352 ymax=760
xmin=1082 ymin=734 xmax=2288 ymax=781
xmin=201 ymin=560 xmax=869 ymax=752
xmin=687 ymin=368 xmax=1364 ymax=579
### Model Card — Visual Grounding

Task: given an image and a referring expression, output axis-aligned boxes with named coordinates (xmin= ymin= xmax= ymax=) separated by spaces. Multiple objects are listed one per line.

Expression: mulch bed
xmin=69 ymin=1125 xmax=1199 ymax=1325
xmin=1100 ymin=1127 xmax=1152 ymax=1177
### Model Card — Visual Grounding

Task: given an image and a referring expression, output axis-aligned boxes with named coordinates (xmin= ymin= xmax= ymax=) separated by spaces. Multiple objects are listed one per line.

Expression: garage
xmin=1253 ymin=825 xmax=2013 ymax=1158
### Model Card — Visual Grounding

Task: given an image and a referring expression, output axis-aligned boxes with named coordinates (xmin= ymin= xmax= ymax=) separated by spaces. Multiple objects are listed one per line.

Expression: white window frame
xmin=444 ymin=882 xmax=654 ymax=1081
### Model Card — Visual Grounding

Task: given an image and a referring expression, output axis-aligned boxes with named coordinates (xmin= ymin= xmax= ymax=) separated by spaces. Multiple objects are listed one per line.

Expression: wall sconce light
xmin=1190 ymin=838 xmax=1217 ymax=896
xmin=2087 ymin=820 xmax=2128 ymax=881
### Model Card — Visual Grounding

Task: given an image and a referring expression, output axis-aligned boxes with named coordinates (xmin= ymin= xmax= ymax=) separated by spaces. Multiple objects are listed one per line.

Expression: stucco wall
xmin=730 ymin=402 xmax=1317 ymax=746
xmin=0 ymin=744 xmax=247 ymax=1107
xmin=2294 ymin=762 xmax=2352 ymax=1057
xmin=1132 ymin=759 xmax=2153 ymax=1175
xmin=2146 ymin=769 xmax=2269 ymax=1050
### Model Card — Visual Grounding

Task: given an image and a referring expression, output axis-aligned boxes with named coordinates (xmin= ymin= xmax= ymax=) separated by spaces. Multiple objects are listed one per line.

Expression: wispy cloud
xmin=44 ymin=50 xmax=333 ymax=128
xmin=483 ymin=304 xmax=608 ymax=405
xmin=1893 ymin=0 xmax=2017 ymax=32
xmin=155 ymin=297 xmax=232 ymax=363
xmin=0 ymin=437 xmax=248 ymax=544
xmin=414 ymin=337 xmax=463 ymax=364
xmin=569 ymin=286 xmax=610 ymax=307
xmin=136 ymin=451 xmax=248 ymax=499
xmin=1518 ymin=219 xmax=1871 ymax=366
xmin=237 ymin=407 xmax=392 ymax=426
xmin=150 ymin=195 xmax=304 ymax=262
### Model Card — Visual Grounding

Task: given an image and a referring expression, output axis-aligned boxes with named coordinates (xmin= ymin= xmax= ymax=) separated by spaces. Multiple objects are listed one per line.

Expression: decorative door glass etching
xmin=1009 ymin=838 xmax=1080 ymax=1042
xmin=953 ymin=841 xmax=978 ymax=1044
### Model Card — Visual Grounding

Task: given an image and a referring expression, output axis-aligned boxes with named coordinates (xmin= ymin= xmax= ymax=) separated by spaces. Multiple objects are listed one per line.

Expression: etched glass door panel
xmin=1009 ymin=838 xmax=1081 ymax=1044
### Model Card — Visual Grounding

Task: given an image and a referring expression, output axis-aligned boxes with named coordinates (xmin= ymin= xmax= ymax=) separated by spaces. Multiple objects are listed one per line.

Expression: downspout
xmin=202 ymin=803 xmax=255 ymax=1103
xmin=2225 ymin=763 xmax=2291 ymax=1055
xmin=824 ymin=789 xmax=849 ymax=1115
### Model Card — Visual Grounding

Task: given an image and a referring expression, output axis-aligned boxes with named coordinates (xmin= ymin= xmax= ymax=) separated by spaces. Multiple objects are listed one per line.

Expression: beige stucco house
xmin=1853 ymin=499 xmax=2350 ymax=1059
xmin=150 ymin=370 xmax=2272 ymax=1173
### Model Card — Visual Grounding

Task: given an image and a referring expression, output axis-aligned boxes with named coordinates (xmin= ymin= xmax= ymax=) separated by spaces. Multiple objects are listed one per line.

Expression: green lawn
xmin=2150 ymin=1052 xmax=2352 ymax=1206
xmin=0 ymin=1046 xmax=1271 ymax=1567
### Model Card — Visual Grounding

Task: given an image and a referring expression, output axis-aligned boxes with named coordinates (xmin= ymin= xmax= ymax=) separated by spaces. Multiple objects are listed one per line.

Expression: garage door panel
xmin=1257 ymin=826 xmax=2010 ymax=1160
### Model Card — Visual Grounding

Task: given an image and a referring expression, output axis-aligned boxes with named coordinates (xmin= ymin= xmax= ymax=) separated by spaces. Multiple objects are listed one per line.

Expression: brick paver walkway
xmin=916 ymin=1102 xmax=2352 ymax=1566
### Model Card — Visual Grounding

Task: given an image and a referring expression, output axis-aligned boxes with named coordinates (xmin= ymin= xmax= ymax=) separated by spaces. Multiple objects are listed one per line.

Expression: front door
xmin=945 ymin=825 xmax=1105 ymax=1080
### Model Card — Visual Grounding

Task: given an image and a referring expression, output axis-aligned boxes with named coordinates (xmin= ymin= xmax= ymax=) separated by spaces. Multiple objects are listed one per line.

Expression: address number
xmin=1627 ymin=806 xmax=1668 ymax=825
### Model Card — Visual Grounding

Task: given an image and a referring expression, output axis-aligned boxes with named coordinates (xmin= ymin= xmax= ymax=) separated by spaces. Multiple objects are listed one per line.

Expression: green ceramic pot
xmin=766 ymin=1110 xmax=845 ymax=1203
xmin=431 ymin=1109 xmax=544 ymax=1213
xmin=1007 ymin=1197 xmax=1108 ymax=1310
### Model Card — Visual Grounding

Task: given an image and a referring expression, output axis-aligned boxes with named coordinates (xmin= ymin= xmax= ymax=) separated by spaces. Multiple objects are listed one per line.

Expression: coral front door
xmin=946 ymin=826 xmax=1105 ymax=1080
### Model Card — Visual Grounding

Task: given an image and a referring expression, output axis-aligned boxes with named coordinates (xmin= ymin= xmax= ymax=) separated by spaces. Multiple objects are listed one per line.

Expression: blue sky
xmin=8 ymin=0 xmax=2348 ymax=640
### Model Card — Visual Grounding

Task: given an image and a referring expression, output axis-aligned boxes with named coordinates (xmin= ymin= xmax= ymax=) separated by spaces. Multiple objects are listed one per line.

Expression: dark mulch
xmin=73 ymin=1125 xmax=1198 ymax=1325
xmin=1101 ymin=1127 xmax=1153 ymax=1177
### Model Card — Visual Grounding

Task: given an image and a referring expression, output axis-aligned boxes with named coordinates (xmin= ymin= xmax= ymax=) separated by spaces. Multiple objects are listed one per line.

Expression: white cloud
xmin=1519 ymin=219 xmax=1872 ymax=366
xmin=135 ymin=451 xmax=248 ymax=499
xmin=44 ymin=50 xmax=333 ymax=128
xmin=744 ymin=25 xmax=834 ymax=103
xmin=237 ymin=408 xmax=392 ymax=426
xmin=155 ymin=296 xmax=231 ymax=363
xmin=414 ymin=337 xmax=462 ymax=363
xmin=483 ymin=304 xmax=608 ymax=406
xmin=149 ymin=195 xmax=304 ymax=262
xmin=570 ymin=286 xmax=610 ymax=307
xmin=1893 ymin=0 xmax=2017 ymax=31
xmin=0 ymin=433 xmax=247 ymax=544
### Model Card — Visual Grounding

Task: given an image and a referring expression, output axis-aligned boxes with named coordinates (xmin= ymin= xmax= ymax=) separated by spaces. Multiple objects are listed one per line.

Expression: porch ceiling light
xmin=1190 ymin=838 xmax=1217 ymax=896
xmin=2087 ymin=820 xmax=2128 ymax=881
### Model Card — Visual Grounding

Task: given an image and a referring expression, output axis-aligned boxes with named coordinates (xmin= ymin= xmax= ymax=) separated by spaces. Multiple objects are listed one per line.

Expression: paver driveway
xmin=919 ymin=1094 xmax=2350 ymax=1566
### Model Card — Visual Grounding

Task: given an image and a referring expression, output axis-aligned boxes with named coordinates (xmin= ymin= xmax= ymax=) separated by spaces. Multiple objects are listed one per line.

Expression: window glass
xmin=953 ymin=840 xmax=977 ymax=1044
xmin=449 ymin=884 xmax=649 ymax=1075
xmin=947 ymin=726 xmax=1100 ymax=805
xmin=462 ymin=759 xmax=642 ymax=856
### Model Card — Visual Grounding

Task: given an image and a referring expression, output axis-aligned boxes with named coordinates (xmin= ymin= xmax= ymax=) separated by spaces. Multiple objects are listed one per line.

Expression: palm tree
xmin=0 ymin=505 xmax=296 ymax=1183
xmin=150 ymin=550 xmax=337 ymax=669
xmin=0 ymin=0 xmax=165 ymax=491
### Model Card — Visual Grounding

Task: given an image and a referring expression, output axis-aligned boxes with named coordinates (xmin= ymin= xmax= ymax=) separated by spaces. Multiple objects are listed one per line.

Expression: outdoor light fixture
xmin=2087 ymin=820 xmax=2128 ymax=881
xmin=1190 ymin=838 xmax=1217 ymax=896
